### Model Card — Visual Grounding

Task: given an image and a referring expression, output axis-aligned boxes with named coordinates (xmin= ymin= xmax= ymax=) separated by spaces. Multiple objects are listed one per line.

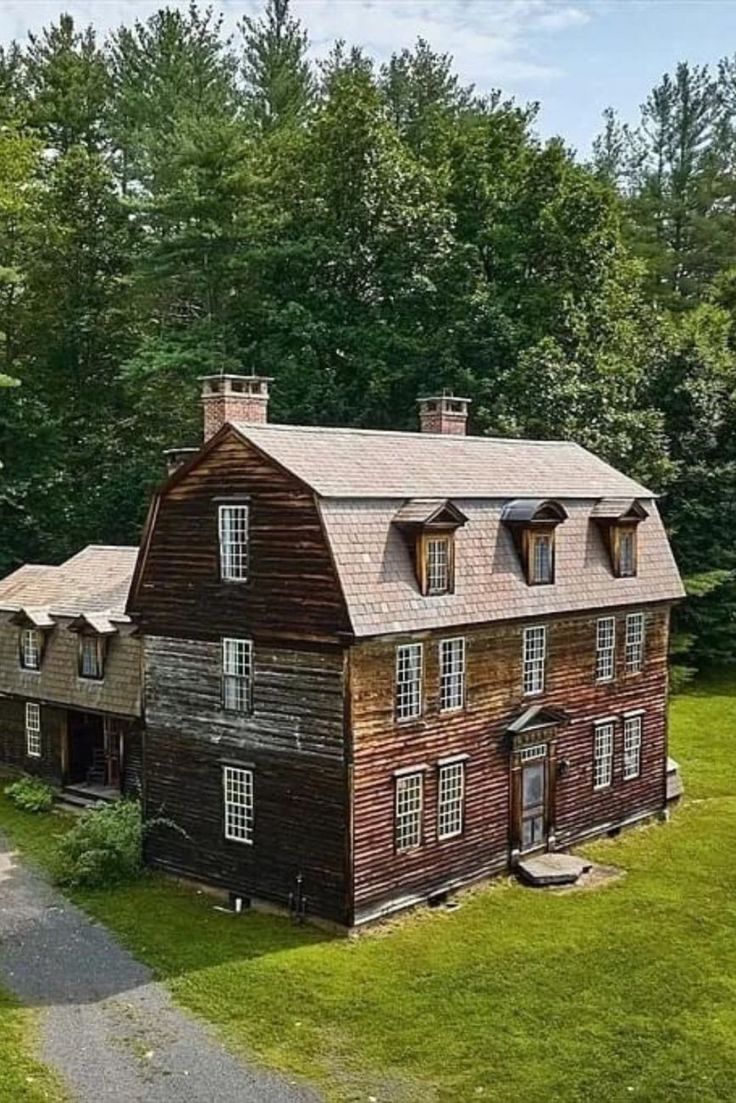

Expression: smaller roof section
xmin=66 ymin=612 xmax=125 ymax=636
xmin=392 ymin=498 xmax=468 ymax=529
xmin=507 ymin=704 xmax=570 ymax=735
xmin=0 ymin=546 xmax=138 ymax=623
xmin=501 ymin=499 xmax=568 ymax=524
xmin=8 ymin=607 xmax=55 ymax=629
xmin=592 ymin=498 xmax=649 ymax=522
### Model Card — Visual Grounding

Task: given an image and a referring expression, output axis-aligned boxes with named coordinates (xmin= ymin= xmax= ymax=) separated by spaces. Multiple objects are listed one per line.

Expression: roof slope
xmin=0 ymin=546 xmax=138 ymax=619
xmin=234 ymin=423 xmax=653 ymax=500
xmin=320 ymin=498 xmax=684 ymax=636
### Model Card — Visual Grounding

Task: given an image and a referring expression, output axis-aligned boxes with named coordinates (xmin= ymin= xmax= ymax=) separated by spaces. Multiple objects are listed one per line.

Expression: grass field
xmin=0 ymin=989 xmax=65 ymax=1102
xmin=1 ymin=671 xmax=735 ymax=1103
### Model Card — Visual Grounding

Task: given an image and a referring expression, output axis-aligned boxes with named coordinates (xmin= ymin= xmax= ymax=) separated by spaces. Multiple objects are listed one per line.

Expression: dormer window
xmin=80 ymin=635 xmax=105 ymax=680
xmin=501 ymin=500 xmax=567 ymax=586
xmin=393 ymin=499 xmax=467 ymax=597
xmin=592 ymin=500 xmax=648 ymax=578
xmin=20 ymin=628 xmax=41 ymax=670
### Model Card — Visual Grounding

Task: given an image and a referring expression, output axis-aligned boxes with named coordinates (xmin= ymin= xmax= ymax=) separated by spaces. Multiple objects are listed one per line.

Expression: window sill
xmin=224 ymin=835 xmax=254 ymax=846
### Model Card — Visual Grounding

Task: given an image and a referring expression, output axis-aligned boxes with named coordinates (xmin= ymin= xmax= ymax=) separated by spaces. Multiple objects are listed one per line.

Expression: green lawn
xmin=2 ymin=672 xmax=736 ymax=1102
xmin=0 ymin=988 xmax=66 ymax=1101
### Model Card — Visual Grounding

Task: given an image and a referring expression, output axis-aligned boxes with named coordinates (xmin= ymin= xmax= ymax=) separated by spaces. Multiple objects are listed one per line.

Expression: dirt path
xmin=0 ymin=836 xmax=320 ymax=1103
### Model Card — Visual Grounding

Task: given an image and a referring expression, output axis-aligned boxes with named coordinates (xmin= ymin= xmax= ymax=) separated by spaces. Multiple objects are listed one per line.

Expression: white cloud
xmin=2 ymin=1 xmax=592 ymax=95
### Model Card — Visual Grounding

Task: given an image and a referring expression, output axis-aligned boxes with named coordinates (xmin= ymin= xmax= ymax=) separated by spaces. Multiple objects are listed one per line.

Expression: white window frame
xmin=593 ymin=721 xmax=614 ymax=790
xmin=20 ymin=628 xmax=41 ymax=671
xmin=530 ymin=532 xmax=553 ymax=584
xmin=218 ymin=503 xmax=249 ymax=582
xmin=618 ymin=528 xmax=637 ymax=577
xmin=523 ymin=625 xmax=546 ymax=696
xmin=596 ymin=617 xmax=616 ymax=683
xmin=395 ymin=643 xmax=423 ymax=721
xmin=223 ymin=765 xmax=254 ymax=844
xmin=25 ymin=702 xmax=41 ymax=758
xmin=222 ymin=637 xmax=253 ymax=714
xmin=623 ymin=714 xmax=643 ymax=780
xmin=395 ymin=771 xmax=423 ymax=851
xmin=425 ymin=536 xmax=451 ymax=595
xmin=79 ymin=635 xmax=104 ymax=681
xmin=439 ymin=637 xmax=465 ymax=711
xmin=625 ymin=612 xmax=645 ymax=673
xmin=437 ymin=760 xmax=465 ymax=840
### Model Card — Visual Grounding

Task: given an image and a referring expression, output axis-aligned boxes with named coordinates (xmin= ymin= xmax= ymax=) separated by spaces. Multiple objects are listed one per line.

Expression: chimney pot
xmin=417 ymin=392 xmax=471 ymax=435
xmin=199 ymin=373 xmax=273 ymax=439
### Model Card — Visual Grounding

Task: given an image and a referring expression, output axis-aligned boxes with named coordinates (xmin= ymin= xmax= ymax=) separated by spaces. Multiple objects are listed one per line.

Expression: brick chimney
xmin=417 ymin=392 xmax=471 ymax=435
xmin=200 ymin=374 xmax=273 ymax=439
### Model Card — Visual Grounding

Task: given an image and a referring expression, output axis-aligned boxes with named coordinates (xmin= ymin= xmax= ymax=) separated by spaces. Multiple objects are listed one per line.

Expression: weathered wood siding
xmin=130 ymin=431 xmax=351 ymax=645
xmin=349 ymin=604 xmax=670 ymax=923
xmin=143 ymin=636 xmax=348 ymax=923
xmin=0 ymin=619 xmax=141 ymax=718
xmin=0 ymin=695 xmax=65 ymax=783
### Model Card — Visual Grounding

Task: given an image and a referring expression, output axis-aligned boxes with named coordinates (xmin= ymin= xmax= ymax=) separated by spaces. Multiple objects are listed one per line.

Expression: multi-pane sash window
xmin=625 ymin=612 xmax=645 ymax=673
xmin=619 ymin=529 xmax=637 ymax=577
xmin=395 ymin=772 xmax=423 ymax=850
xmin=218 ymin=503 xmax=249 ymax=581
xmin=396 ymin=643 xmax=423 ymax=720
xmin=223 ymin=765 xmax=254 ymax=843
xmin=523 ymin=626 xmax=546 ymax=696
xmin=222 ymin=638 xmax=253 ymax=713
xmin=623 ymin=715 xmax=643 ymax=780
xmin=20 ymin=628 xmax=41 ymax=671
xmin=593 ymin=722 xmax=614 ymax=789
xmin=25 ymin=702 xmax=41 ymax=758
xmin=80 ymin=636 xmax=104 ymax=680
xmin=596 ymin=617 xmax=616 ymax=682
xmin=530 ymin=533 xmax=553 ymax=584
xmin=439 ymin=637 xmax=465 ymax=711
xmin=437 ymin=761 xmax=465 ymax=839
xmin=426 ymin=536 xmax=451 ymax=595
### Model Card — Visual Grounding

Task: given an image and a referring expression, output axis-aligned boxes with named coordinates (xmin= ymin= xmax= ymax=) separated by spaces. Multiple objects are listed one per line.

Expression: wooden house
xmin=0 ymin=546 xmax=142 ymax=803
xmin=127 ymin=376 xmax=684 ymax=926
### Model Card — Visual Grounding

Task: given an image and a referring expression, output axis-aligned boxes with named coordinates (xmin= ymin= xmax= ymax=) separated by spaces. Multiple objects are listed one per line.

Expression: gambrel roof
xmin=226 ymin=423 xmax=684 ymax=638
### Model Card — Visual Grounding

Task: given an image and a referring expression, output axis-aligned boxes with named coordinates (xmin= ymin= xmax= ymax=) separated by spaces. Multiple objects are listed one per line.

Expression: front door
xmin=521 ymin=759 xmax=547 ymax=852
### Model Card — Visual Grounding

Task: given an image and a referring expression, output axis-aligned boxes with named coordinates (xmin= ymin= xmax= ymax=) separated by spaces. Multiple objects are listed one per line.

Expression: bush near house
xmin=4 ymin=776 xmax=54 ymax=814
xmin=53 ymin=799 xmax=144 ymax=889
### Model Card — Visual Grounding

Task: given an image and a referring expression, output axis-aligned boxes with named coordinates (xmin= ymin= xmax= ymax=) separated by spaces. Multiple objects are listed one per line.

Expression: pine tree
xmin=240 ymin=0 xmax=315 ymax=132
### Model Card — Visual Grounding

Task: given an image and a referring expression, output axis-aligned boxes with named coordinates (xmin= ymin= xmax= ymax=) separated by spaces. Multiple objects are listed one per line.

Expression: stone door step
xmin=517 ymin=852 xmax=592 ymax=886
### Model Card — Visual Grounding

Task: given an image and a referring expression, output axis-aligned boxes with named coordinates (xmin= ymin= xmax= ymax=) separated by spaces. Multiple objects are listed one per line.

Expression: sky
xmin=2 ymin=0 xmax=736 ymax=154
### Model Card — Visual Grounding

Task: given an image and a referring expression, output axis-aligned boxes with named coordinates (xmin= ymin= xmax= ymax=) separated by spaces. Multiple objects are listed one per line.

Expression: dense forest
xmin=0 ymin=1 xmax=735 ymax=677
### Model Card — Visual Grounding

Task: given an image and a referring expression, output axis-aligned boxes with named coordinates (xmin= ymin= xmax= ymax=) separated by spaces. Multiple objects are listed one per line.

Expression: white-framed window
xmin=530 ymin=533 xmax=553 ymax=584
xmin=79 ymin=636 xmax=104 ymax=680
xmin=439 ymin=637 xmax=465 ymax=711
xmin=20 ymin=628 xmax=41 ymax=671
xmin=519 ymin=743 xmax=548 ymax=762
xmin=223 ymin=765 xmax=254 ymax=843
xmin=25 ymin=702 xmax=41 ymax=758
xmin=218 ymin=503 xmax=249 ymax=581
xmin=395 ymin=772 xmax=423 ymax=850
xmin=623 ymin=714 xmax=643 ymax=780
xmin=396 ymin=643 xmax=423 ymax=720
xmin=618 ymin=528 xmax=637 ymax=577
xmin=523 ymin=626 xmax=546 ymax=696
xmin=437 ymin=761 xmax=465 ymax=839
xmin=425 ymin=536 xmax=451 ymax=595
xmin=596 ymin=617 xmax=616 ymax=683
xmin=222 ymin=637 xmax=253 ymax=713
xmin=593 ymin=721 xmax=614 ymax=789
xmin=625 ymin=612 xmax=645 ymax=673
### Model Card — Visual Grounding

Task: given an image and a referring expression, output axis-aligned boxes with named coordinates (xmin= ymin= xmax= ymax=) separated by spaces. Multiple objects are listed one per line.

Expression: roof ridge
xmin=236 ymin=422 xmax=576 ymax=447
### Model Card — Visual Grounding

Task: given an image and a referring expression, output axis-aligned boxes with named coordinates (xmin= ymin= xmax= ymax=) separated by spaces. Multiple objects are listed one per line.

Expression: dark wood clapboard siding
xmin=349 ymin=605 xmax=670 ymax=922
xmin=0 ymin=695 xmax=65 ymax=784
xmin=129 ymin=432 xmax=351 ymax=646
xmin=143 ymin=636 xmax=349 ymax=923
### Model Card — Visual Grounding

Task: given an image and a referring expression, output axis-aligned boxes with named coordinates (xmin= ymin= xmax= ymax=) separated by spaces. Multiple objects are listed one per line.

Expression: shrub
xmin=53 ymin=798 xmax=144 ymax=889
xmin=5 ymin=775 xmax=55 ymax=813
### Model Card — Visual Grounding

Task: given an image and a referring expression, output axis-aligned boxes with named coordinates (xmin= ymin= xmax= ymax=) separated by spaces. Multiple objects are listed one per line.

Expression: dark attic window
xmin=591 ymin=500 xmax=648 ymax=578
xmin=501 ymin=500 xmax=568 ymax=586
xmin=392 ymin=499 xmax=468 ymax=597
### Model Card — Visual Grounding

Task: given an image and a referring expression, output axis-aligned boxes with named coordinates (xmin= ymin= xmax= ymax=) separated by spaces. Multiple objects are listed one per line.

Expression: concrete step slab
xmin=517 ymin=852 xmax=592 ymax=887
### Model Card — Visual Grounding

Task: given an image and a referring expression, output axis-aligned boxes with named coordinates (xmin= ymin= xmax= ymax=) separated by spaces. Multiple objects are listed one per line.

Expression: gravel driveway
xmin=0 ymin=835 xmax=320 ymax=1103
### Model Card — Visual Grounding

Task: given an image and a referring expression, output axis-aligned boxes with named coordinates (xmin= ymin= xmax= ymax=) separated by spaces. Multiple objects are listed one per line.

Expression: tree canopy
xmin=1 ymin=0 xmax=735 ymax=675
